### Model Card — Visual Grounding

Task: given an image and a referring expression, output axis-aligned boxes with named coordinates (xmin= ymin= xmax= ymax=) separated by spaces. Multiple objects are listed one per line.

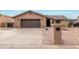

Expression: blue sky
xmin=0 ymin=10 xmax=79 ymax=19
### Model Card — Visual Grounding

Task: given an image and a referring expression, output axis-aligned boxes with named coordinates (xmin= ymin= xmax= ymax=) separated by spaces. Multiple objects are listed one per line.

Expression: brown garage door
xmin=21 ymin=19 xmax=40 ymax=28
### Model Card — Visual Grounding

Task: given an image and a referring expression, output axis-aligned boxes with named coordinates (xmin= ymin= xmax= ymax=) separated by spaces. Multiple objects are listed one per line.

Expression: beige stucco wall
xmin=13 ymin=13 xmax=46 ymax=28
xmin=53 ymin=24 xmax=62 ymax=45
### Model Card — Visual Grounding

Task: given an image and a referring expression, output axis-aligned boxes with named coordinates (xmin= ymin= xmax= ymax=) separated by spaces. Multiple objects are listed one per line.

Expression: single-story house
xmin=0 ymin=10 xmax=68 ymax=28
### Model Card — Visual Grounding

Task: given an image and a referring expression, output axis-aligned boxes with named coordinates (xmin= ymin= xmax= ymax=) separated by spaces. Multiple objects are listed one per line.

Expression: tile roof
xmin=46 ymin=15 xmax=68 ymax=20
xmin=13 ymin=10 xmax=47 ymax=18
xmin=0 ymin=10 xmax=69 ymax=20
xmin=13 ymin=10 xmax=68 ymax=20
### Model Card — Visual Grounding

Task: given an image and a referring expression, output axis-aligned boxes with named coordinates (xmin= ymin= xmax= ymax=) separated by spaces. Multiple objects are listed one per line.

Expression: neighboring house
xmin=0 ymin=14 xmax=15 ymax=28
xmin=67 ymin=19 xmax=77 ymax=27
xmin=73 ymin=16 xmax=79 ymax=27
xmin=0 ymin=10 xmax=68 ymax=28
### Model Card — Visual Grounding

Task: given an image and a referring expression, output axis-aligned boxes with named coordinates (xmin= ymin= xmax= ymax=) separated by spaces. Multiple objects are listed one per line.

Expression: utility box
xmin=52 ymin=24 xmax=63 ymax=45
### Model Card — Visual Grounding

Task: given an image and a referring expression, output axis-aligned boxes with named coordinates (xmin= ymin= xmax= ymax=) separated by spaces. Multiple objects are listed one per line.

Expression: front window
xmin=7 ymin=23 xmax=13 ymax=27
xmin=56 ymin=20 xmax=60 ymax=23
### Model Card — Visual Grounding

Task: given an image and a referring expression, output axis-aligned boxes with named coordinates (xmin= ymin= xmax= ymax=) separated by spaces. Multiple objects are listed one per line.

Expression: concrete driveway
xmin=0 ymin=28 xmax=42 ymax=44
xmin=0 ymin=28 xmax=43 ymax=48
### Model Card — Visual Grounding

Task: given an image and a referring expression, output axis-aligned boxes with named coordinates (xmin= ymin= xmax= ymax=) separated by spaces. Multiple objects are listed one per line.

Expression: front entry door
xmin=46 ymin=19 xmax=50 ymax=27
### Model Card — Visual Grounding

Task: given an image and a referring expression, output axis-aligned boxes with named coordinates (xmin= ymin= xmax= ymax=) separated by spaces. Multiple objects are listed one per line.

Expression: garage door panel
xmin=21 ymin=19 xmax=40 ymax=28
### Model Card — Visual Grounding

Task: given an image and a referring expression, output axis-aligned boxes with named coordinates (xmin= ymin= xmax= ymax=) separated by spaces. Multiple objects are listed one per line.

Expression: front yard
xmin=0 ymin=28 xmax=79 ymax=48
